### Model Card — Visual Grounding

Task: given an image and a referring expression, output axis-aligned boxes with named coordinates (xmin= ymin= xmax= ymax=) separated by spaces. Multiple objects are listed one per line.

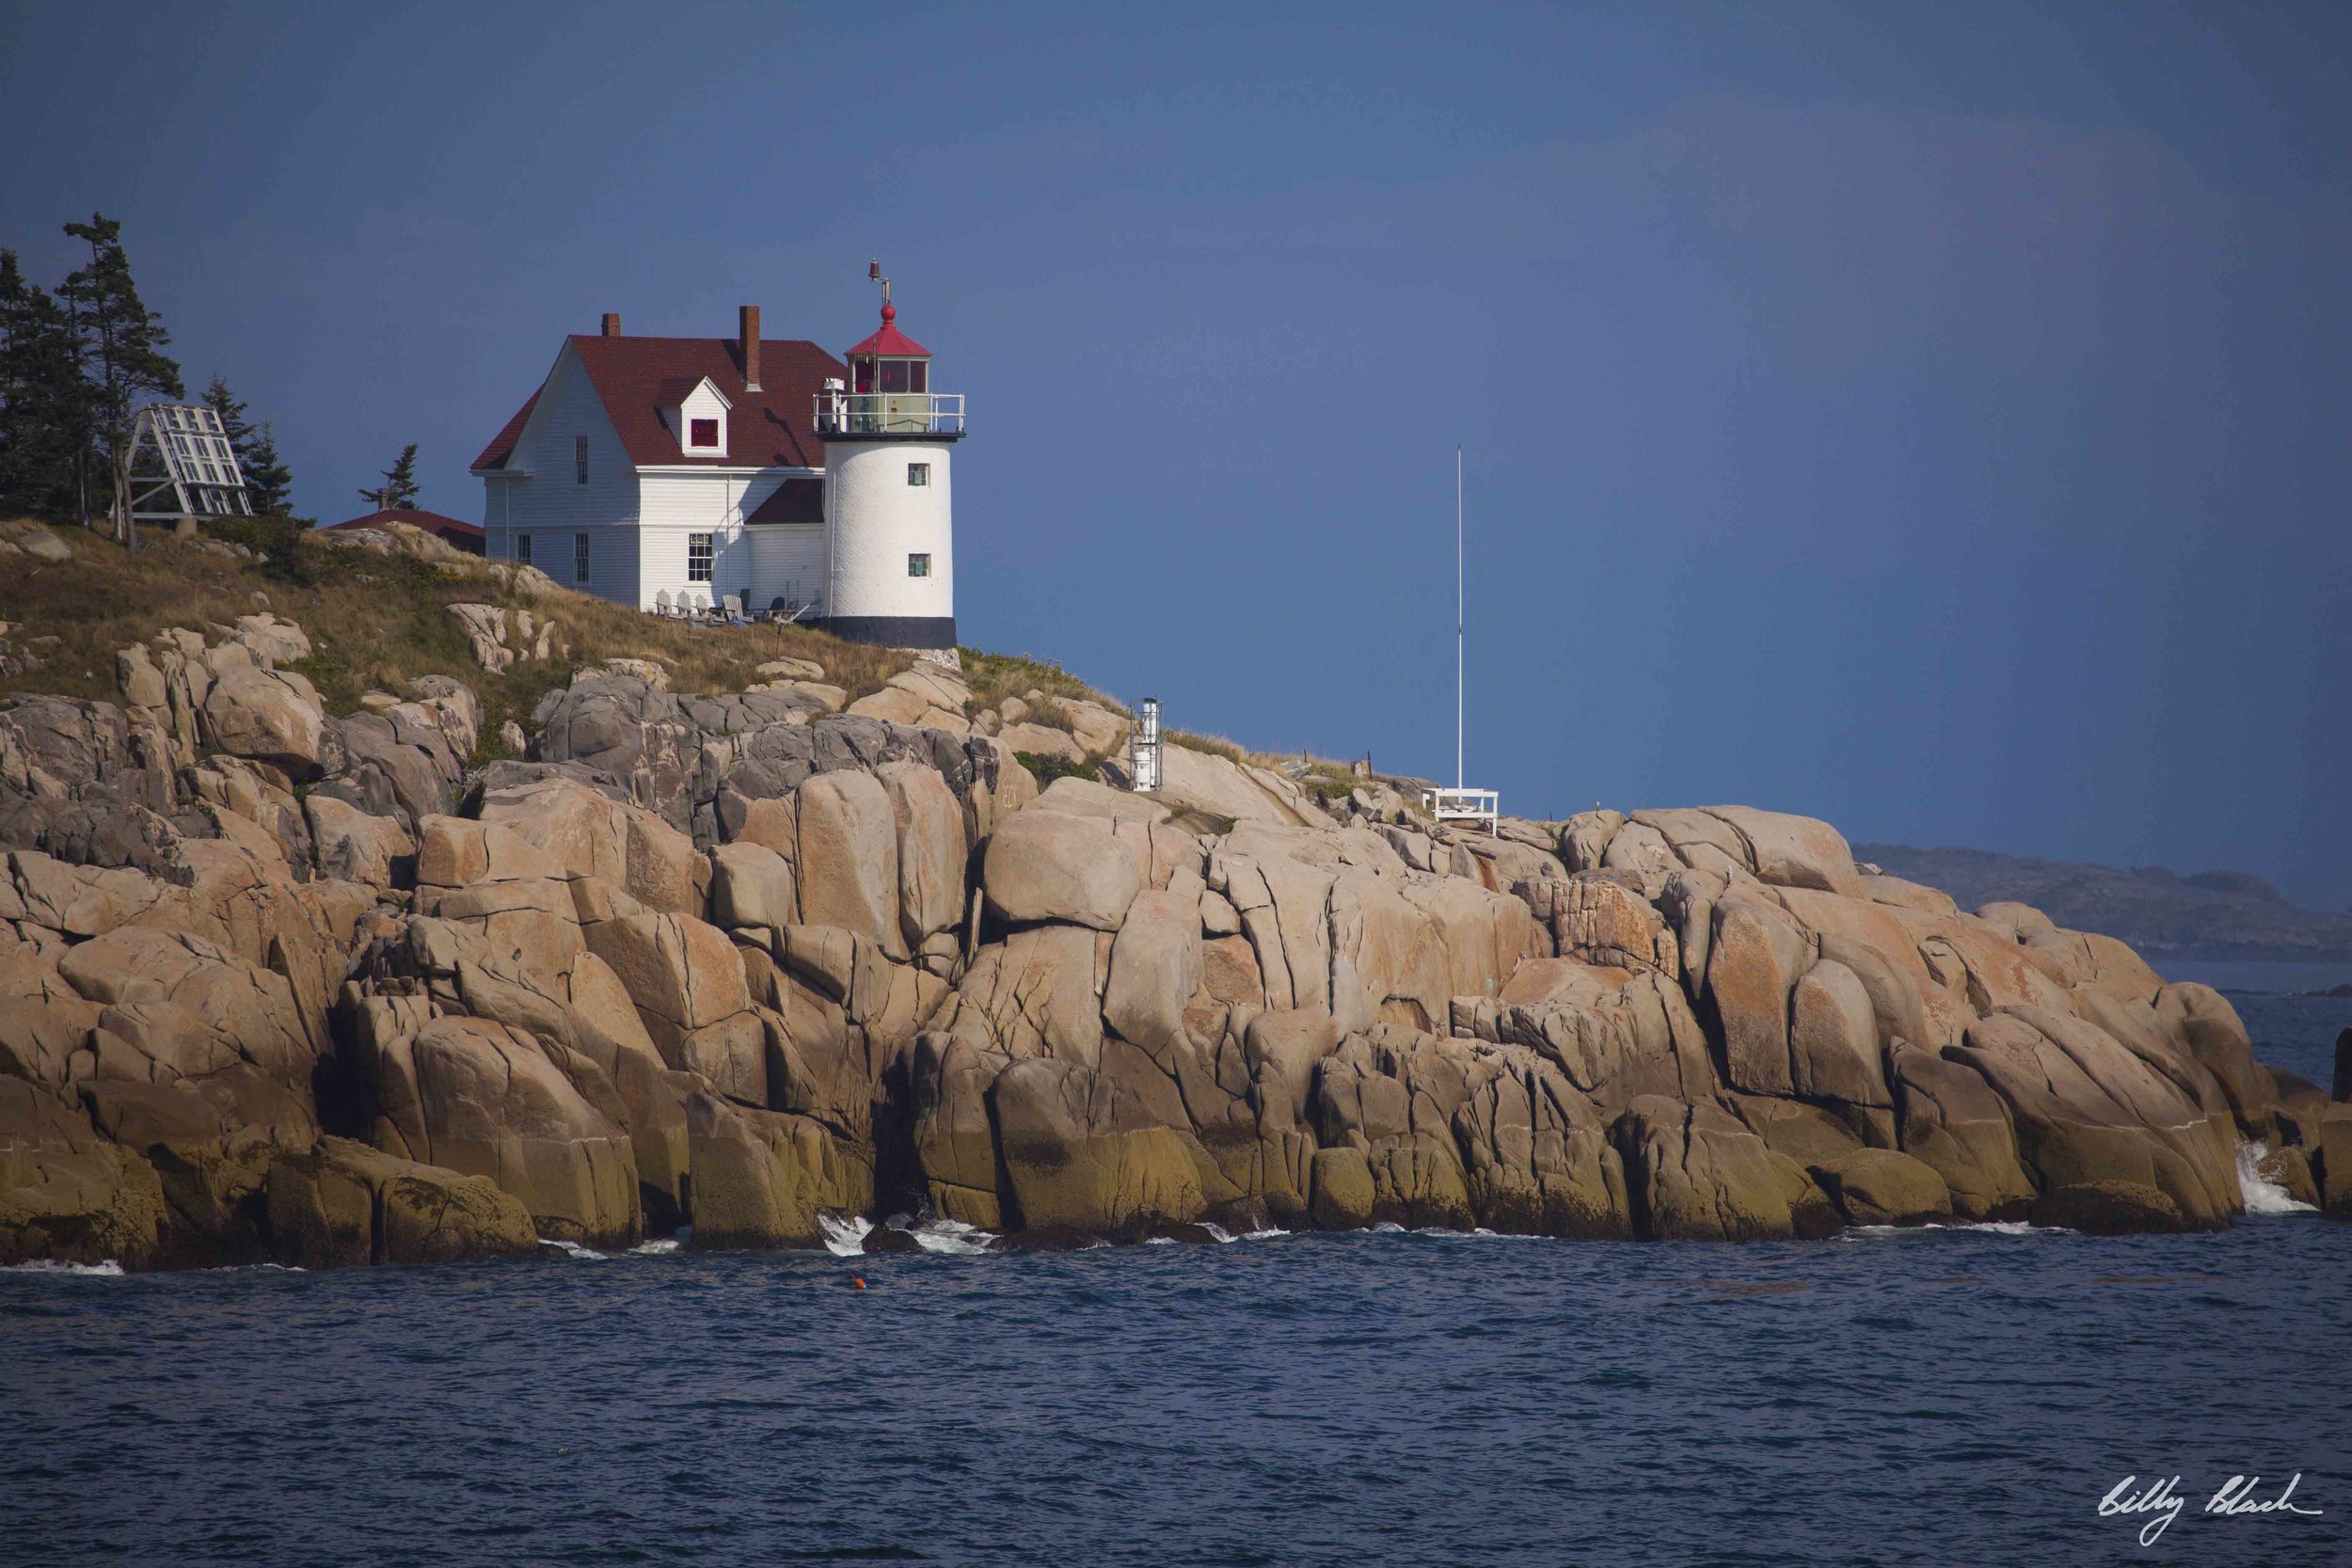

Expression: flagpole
xmin=1455 ymin=444 xmax=1464 ymax=793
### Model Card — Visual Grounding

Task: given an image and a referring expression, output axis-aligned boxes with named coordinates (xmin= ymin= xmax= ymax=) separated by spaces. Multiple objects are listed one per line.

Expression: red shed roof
xmin=845 ymin=303 xmax=930 ymax=359
xmin=324 ymin=508 xmax=486 ymax=553
xmin=471 ymin=333 xmax=846 ymax=473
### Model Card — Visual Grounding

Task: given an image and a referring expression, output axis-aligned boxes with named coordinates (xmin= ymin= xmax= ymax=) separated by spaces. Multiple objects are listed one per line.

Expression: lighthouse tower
xmin=814 ymin=268 xmax=964 ymax=654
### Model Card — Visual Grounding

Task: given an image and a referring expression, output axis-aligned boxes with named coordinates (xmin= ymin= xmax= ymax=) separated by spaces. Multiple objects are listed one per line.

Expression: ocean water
xmin=7 ymin=993 xmax=2349 ymax=1566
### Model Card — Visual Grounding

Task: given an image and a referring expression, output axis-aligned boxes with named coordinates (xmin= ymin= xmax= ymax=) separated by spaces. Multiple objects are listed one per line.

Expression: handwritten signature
xmin=2099 ymin=1474 xmax=2324 ymax=1546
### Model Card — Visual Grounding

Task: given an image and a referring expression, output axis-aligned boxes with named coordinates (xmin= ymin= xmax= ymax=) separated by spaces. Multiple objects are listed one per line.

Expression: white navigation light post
xmin=1424 ymin=444 xmax=1498 ymax=834
xmin=1131 ymin=697 xmax=1163 ymax=791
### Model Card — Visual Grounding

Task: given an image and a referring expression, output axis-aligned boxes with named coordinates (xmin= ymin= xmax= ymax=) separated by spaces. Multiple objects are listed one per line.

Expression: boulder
xmin=992 ymin=1056 xmax=1205 ymax=1234
xmin=1612 ymin=1096 xmax=1839 ymax=1242
xmin=793 ymin=769 xmax=905 ymax=958
xmin=266 ymin=1136 xmax=537 ymax=1268
xmin=1887 ymin=1044 xmax=2035 ymax=1220
xmin=1703 ymin=892 xmax=1813 ymax=1096
xmin=0 ymin=1076 xmax=165 ymax=1268
xmin=1788 ymin=960 xmax=1891 ymax=1107
xmin=361 ymin=1017 xmax=641 ymax=1247
xmin=983 ymin=808 xmax=1144 ymax=931
xmin=1807 ymin=1148 xmax=1952 ymax=1227
xmin=201 ymin=667 xmax=325 ymax=774
xmin=681 ymin=1092 xmax=832 ymax=1249
xmin=305 ymin=795 xmax=416 ymax=890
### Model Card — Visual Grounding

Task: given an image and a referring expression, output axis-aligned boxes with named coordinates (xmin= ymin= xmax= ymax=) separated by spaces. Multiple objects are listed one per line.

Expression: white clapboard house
xmin=470 ymin=294 xmax=963 ymax=650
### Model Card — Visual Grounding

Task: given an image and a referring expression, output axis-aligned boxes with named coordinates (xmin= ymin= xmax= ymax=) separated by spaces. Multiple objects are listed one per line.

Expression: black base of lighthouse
xmin=812 ymin=614 xmax=957 ymax=651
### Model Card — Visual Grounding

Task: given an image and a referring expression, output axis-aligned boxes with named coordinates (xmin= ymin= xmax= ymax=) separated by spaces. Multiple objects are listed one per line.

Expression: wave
xmin=537 ymin=1239 xmax=609 ymax=1261
xmin=3 ymin=1259 xmax=125 ymax=1276
xmin=1200 ymin=1223 xmax=1291 ymax=1243
xmin=908 ymin=1218 xmax=993 ymax=1255
xmin=1840 ymin=1221 xmax=2069 ymax=1239
xmin=629 ymin=1236 xmax=684 ymax=1256
xmin=2235 ymin=1141 xmax=2318 ymax=1215
xmin=818 ymin=1213 xmax=874 ymax=1257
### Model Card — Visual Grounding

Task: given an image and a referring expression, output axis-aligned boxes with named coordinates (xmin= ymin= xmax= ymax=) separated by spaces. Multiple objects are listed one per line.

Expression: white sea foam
xmin=1200 ymin=1222 xmax=1291 ymax=1243
xmin=538 ymin=1239 xmax=609 ymax=1260
xmin=1840 ymin=1220 xmax=2066 ymax=1239
xmin=908 ymin=1218 xmax=993 ymax=1255
xmin=3 ymin=1259 xmax=125 ymax=1276
xmin=1369 ymin=1221 xmax=1408 ymax=1234
xmin=818 ymin=1212 xmax=874 ymax=1257
xmin=629 ymin=1236 xmax=683 ymax=1256
xmin=2236 ymin=1140 xmax=2318 ymax=1215
xmin=1144 ymin=1235 xmax=1178 ymax=1245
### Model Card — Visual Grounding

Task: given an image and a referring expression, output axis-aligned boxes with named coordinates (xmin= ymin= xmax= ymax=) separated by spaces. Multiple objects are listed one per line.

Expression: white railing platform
xmin=813 ymin=391 xmax=965 ymax=436
xmin=1422 ymin=786 xmax=1500 ymax=835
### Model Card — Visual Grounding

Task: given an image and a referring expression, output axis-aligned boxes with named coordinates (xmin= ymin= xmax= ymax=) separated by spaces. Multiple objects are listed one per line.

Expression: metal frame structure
xmin=124 ymin=404 xmax=251 ymax=519
xmin=1440 ymin=445 xmax=1499 ymax=832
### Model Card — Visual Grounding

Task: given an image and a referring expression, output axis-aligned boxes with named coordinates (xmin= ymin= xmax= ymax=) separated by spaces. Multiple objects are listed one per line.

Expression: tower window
xmin=689 ymin=418 xmax=719 ymax=449
xmin=574 ymin=531 xmax=591 ymax=583
xmin=687 ymin=532 xmax=713 ymax=582
xmin=514 ymin=532 xmax=532 ymax=565
xmin=907 ymin=552 xmax=931 ymax=578
xmin=907 ymin=463 xmax=930 ymax=487
xmin=575 ymin=436 xmax=589 ymax=484
xmin=881 ymin=359 xmax=911 ymax=394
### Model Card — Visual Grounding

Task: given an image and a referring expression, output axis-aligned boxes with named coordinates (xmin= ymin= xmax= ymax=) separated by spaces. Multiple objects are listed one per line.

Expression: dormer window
xmin=661 ymin=375 xmax=731 ymax=457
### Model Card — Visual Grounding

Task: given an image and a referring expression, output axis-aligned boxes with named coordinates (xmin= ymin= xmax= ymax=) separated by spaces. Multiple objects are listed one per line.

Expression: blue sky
xmin=5 ymin=2 xmax=2346 ymax=907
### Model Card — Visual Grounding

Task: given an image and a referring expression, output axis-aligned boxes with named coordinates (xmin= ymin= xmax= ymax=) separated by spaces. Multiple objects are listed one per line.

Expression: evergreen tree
xmin=201 ymin=373 xmax=292 ymax=513
xmin=362 ymin=443 xmax=421 ymax=511
xmin=0 ymin=249 xmax=87 ymax=523
xmin=58 ymin=214 xmax=182 ymax=544
xmin=242 ymin=421 xmax=294 ymax=515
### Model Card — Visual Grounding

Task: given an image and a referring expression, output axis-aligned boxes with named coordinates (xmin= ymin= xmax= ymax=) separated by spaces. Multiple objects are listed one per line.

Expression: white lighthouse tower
xmin=813 ymin=264 xmax=964 ymax=655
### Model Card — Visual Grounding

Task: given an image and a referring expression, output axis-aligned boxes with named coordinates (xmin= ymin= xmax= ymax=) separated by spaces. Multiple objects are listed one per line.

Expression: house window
xmin=688 ymin=532 xmax=713 ymax=581
xmin=575 ymin=436 xmax=589 ymax=485
xmin=907 ymin=463 xmax=930 ymax=487
xmin=907 ymin=552 xmax=930 ymax=578
xmin=690 ymin=418 xmax=719 ymax=449
xmin=574 ymin=531 xmax=591 ymax=583
xmin=514 ymin=532 xmax=532 ymax=565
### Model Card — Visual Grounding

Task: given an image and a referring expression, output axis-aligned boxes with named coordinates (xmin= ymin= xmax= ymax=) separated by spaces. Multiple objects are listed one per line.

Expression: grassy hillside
xmin=0 ymin=518 xmax=913 ymax=755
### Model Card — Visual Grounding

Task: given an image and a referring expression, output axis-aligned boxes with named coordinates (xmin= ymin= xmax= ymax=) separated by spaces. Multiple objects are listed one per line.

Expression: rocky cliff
xmin=3 ymin=520 xmax=2345 ymax=1269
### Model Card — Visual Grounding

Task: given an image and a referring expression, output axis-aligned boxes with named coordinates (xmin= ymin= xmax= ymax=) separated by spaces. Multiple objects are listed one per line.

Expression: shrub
xmin=1015 ymin=751 xmax=1099 ymax=785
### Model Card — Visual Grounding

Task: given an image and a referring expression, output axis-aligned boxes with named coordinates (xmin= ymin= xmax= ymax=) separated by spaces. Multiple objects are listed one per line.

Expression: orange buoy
xmin=853 ymin=1276 xmax=867 ymax=1290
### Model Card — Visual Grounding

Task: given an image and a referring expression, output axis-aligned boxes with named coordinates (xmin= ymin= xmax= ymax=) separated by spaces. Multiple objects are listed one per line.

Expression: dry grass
xmin=0 ymin=520 xmax=912 ymax=756
xmin=1166 ymin=728 xmax=1247 ymax=765
xmin=960 ymin=647 xmax=1129 ymax=717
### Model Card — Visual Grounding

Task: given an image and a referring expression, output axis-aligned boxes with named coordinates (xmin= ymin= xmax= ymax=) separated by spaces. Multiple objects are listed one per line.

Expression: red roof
xmin=324 ymin=509 xmax=486 ymax=554
xmin=845 ymin=303 xmax=930 ymax=359
xmin=471 ymin=333 xmax=846 ymax=472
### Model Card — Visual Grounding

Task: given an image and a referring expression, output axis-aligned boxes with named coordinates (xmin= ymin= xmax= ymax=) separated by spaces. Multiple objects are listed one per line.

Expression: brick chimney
xmin=601 ymin=312 xmax=622 ymax=337
xmin=739 ymin=305 xmax=761 ymax=391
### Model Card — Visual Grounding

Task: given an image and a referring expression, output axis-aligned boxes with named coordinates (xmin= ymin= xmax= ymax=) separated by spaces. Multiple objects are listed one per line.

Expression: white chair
xmin=655 ymin=590 xmax=672 ymax=615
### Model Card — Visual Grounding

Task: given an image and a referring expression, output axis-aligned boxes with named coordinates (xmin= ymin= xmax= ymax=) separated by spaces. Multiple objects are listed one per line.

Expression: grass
xmin=1013 ymin=751 xmax=1099 ymax=785
xmin=0 ymin=520 xmax=913 ymax=759
xmin=1166 ymin=728 xmax=1247 ymax=764
xmin=959 ymin=647 xmax=1129 ymax=717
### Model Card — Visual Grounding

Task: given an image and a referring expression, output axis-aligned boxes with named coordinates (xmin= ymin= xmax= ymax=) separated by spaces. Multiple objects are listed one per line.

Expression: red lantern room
xmin=845 ymin=300 xmax=930 ymax=397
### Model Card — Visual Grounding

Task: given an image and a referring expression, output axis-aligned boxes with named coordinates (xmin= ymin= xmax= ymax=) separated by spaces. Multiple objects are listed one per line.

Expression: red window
xmin=690 ymin=418 xmax=719 ymax=448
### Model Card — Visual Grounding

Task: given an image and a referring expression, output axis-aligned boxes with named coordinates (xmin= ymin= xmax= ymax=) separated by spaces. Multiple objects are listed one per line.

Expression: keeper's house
xmin=469 ymin=293 xmax=963 ymax=650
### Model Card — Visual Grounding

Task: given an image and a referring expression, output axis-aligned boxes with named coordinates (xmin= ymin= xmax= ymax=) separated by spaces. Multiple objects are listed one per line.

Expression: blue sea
xmin=7 ymin=991 xmax=2348 ymax=1566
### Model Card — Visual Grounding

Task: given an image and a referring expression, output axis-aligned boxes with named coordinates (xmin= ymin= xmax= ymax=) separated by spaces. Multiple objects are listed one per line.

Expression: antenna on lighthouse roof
xmin=868 ymin=259 xmax=890 ymax=311
xmin=1455 ymin=443 xmax=1464 ymax=792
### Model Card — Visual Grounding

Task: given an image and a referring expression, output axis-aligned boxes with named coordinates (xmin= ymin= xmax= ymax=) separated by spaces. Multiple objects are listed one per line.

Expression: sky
xmin=4 ymin=2 xmax=2347 ymax=908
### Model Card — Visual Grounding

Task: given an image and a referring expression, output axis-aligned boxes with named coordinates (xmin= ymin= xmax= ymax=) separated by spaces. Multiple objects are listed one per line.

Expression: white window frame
xmin=515 ymin=531 xmax=532 ymax=565
xmin=907 ymin=462 xmax=930 ymax=487
xmin=688 ymin=532 xmax=714 ymax=582
xmin=907 ymin=552 xmax=930 ymax=578
xmin=574 ymin=531 xmax=591 ymax=583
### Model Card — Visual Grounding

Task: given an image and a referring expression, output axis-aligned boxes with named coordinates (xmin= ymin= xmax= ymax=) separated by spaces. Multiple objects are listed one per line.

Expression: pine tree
xmin=242 ymin=421 xmax=294 ymax=515
xmin=201 ymin=373 xmax=292 ymax=513
xmin=363 ymin=443 xmax=421 ymax=511
xmin=59 ymin=214 xmax=183 ymax=544
xmin=0 ymin=249 xmax=88 ymax=523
